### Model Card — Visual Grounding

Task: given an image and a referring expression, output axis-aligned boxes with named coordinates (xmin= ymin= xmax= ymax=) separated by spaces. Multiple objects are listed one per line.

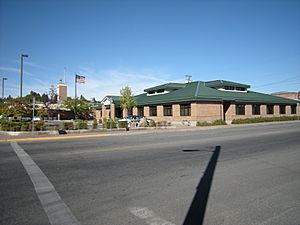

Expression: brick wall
xmin=133 ymin=107 xmax=138 ymax=115
xmin=99 ymin=101 xmax=299 ymax=125
xmin=144 ymin=106 xmax=150 ymax=117
xmin=193 ymin=102 xmax=222 ymax=121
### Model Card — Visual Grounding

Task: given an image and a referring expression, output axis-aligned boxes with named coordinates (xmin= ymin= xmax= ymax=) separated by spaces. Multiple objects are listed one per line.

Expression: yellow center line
xmin=0 ymin=133 xmax=111 ymax=143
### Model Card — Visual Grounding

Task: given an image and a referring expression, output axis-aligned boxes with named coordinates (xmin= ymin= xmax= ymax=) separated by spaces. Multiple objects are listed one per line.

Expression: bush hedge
xmin=197 ymin=119 xmax=227 ymax=127
xmin=156 ymin=121 xmax=171 ymax=127
xmin=118 ymin=120 xmax=128 ymax=128
xmin=76 ymin=120 xmax=88 ymax=129
xmin=63 ymin=122 xmax=74 ymax=130
xmin=231 ymin=116 xmax=299 ymax=124
xmin=0 ymin=121 xmax=46 ymax=131
xmin=35 ymin=121 xmax=45 ymax=131
xmin=92 ymin=119 xmax=98 ymax=129
xmin=104 ymin=119 xmax=117 ymax=129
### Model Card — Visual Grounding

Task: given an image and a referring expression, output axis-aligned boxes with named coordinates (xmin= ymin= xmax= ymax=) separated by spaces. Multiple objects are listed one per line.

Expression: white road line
xmin=10 ymin=142 xmax=81 ymax=225
xmin=130 ymin=207 xmax=175 ymax=225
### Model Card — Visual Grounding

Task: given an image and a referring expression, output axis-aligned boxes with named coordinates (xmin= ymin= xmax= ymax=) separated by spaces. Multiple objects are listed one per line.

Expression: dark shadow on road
xmin=182 ymin=145 xmax=221 ymax=225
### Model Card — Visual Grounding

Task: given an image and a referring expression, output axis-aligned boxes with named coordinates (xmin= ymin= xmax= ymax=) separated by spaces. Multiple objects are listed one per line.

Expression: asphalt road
xmin=1 ymin=122 xmax=300 ymax=225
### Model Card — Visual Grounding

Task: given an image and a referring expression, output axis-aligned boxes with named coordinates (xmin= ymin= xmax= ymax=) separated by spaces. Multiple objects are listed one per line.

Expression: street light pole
xmin=20 ymin=54 xmax=29 ymax=97
xmin=2 ymin=77 xmax=7 ymax=101
xmin=32 ymin=97 xmax=35 ymax=133
xmin=110 ymin=98 xmax=112 ymax=131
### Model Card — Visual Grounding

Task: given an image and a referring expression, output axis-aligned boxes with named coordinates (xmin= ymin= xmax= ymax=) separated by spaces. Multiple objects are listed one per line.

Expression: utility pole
xmin=74 ymin=74 xmax=77 ymax=120
xmin=2 ymin=77 xmax=7 ymax=101
xmin=20 ymin=54 xmax=28 ymax=97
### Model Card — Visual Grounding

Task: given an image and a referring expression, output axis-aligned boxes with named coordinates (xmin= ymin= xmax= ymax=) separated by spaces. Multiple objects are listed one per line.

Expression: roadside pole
xmin=110 ymin=97 xmax=112 ymax=131
xmin=297 ymin=102 xmax=299 ymax=121
xmin=74 ymin=74 xmax=77 ymax=120
xmin=32 ymin=97 xmax=35 ymax=133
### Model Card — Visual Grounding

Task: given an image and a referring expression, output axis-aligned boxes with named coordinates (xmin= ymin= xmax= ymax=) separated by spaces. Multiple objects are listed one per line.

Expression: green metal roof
xmin=105 ymin=95 xmax=121 ymax=105
xmin=144 ymin=83 xmax=186 ymax=92
xmin=135 ymin=81 xmax=298 ymax=105
xmin=204 ymin=80 xmax=251 ymax=89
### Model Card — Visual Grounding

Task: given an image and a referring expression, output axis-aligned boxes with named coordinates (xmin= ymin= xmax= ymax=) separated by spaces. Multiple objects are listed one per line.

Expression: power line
xmin=252 ymin=75 xmax=300 ymax=88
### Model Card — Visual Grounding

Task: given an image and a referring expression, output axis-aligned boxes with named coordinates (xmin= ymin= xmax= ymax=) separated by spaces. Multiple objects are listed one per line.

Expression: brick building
xmin=98 ymin=80 xmax=299 ymax=125
xmin=272 ymin=92 xmax=300 ymax=101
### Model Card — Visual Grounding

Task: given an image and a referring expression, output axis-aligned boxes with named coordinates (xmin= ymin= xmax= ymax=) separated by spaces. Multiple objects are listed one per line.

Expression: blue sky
xmin=1 ymin=0 xmax=300 ymax=100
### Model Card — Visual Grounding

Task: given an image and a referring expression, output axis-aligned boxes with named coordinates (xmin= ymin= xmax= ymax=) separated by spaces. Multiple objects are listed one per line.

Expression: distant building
xmin=57 ymin=81 xmax=67 ymax=102
xmin=98 ymin=80 xmax=300 ymax=125
xmin=272 ymin=92 xmax=300 ymax=101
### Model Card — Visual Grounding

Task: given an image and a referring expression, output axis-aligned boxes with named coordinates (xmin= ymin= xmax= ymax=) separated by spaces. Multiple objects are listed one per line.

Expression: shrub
xmin=92 ymin=119 xmax=98 ymax=129
xmin=104 ymin=119 xmax=117 ymax=129
xmin=76 ymin=120 xmax=88 ymax=129
xmin=197 ymin=119 xmax=227 ymax=126
xmin=0 ymin=121 xmax=10 ymax=131
xmin=231 ymin=116 xmax=299 ymax=124
xmin=197 ymin=121 xmax=210 ymax=126
xmin=0 ymin=121 xmax=31 ymax=131
xmin=63 ymin=122 xmax=74 ymax=130
xmin=157 ymin=121 xmax=168 ymax=127
xmin=118 ymin=120 xmax=128 ymax=128
xmin=21 ymin=123 xmax=29 ymax=131
xmin=13 ymin=123 xmax=21 ymax=131
xmin=211 ymin=119 xmax=227 ymax=125
xmin=35 ymin=121 xmax=45 ymax=131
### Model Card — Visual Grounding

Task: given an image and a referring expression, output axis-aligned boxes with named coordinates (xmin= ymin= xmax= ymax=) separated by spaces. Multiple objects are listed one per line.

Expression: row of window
xmin=236 ymin=104 xmax=297 ymax=115
xmin=137 ymin=104 xmax=192 ymax=117
xmin=223 ymin=86 xmax=246 ymax=91
xmin=138 ymin=104 xmax=297 ymax=117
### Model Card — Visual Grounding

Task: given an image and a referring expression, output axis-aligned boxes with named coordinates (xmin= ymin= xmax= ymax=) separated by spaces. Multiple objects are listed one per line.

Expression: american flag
xmin=76 ymin=75 xmax=85 ymax=83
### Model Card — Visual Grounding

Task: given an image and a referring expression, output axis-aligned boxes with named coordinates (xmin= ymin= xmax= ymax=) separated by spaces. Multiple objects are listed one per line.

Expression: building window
xmin=252 ymin=104 xmax=260 ymax=115
xmin=115 ymin=107 xmax=123 ymax=118
xmin=138 ymin=107 xmax=144 ymax=117
xmin=267 ymin=105 xmax=274 ymax=115
xmin=236 ymin=87 xmax=246 ymax=91
xmin=279 ymin=105 xmax=286 ymax=114
xmin=163 ymin=105 xmax=172 ymax=116
xmin=224 ymin=86 xmax=234 ymax=90
xmin=291 ymin=105 xmax=297 ymax=114
xmin=180 ymin=104 xmax=191 ymax=116
xmin=149 ymin=106 xmax=157 ymax=116
xmin=236 ymin=104 xmax=245 ymax=115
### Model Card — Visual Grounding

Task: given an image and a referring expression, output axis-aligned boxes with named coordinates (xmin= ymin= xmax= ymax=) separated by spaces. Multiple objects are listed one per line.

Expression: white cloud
xmin=70 ymin=67 xmax=178 ymax=101
xmin=1 ymin=64 xmax=184 ymax=100
xmin=0 ymin=66 xmax=52 ymax=97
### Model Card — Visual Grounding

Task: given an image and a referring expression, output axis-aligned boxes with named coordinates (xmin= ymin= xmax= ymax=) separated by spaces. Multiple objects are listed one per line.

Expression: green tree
xmin=24 ymin=91 xmax=42 ymax=103
xmin=2 ymin=98 xmax=31 ymax=117
xmin=37 ymin=107 xmax=49 ymax=118
xmin=41 ymin=93 xmax=49 ymax=103
xmin=120 ymin=86 xmax=136 ymax=116
xmin=64 ymin=97 xmax=92 ymax=120
xmin=48 ymin=85 xmax=58 ymax=103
